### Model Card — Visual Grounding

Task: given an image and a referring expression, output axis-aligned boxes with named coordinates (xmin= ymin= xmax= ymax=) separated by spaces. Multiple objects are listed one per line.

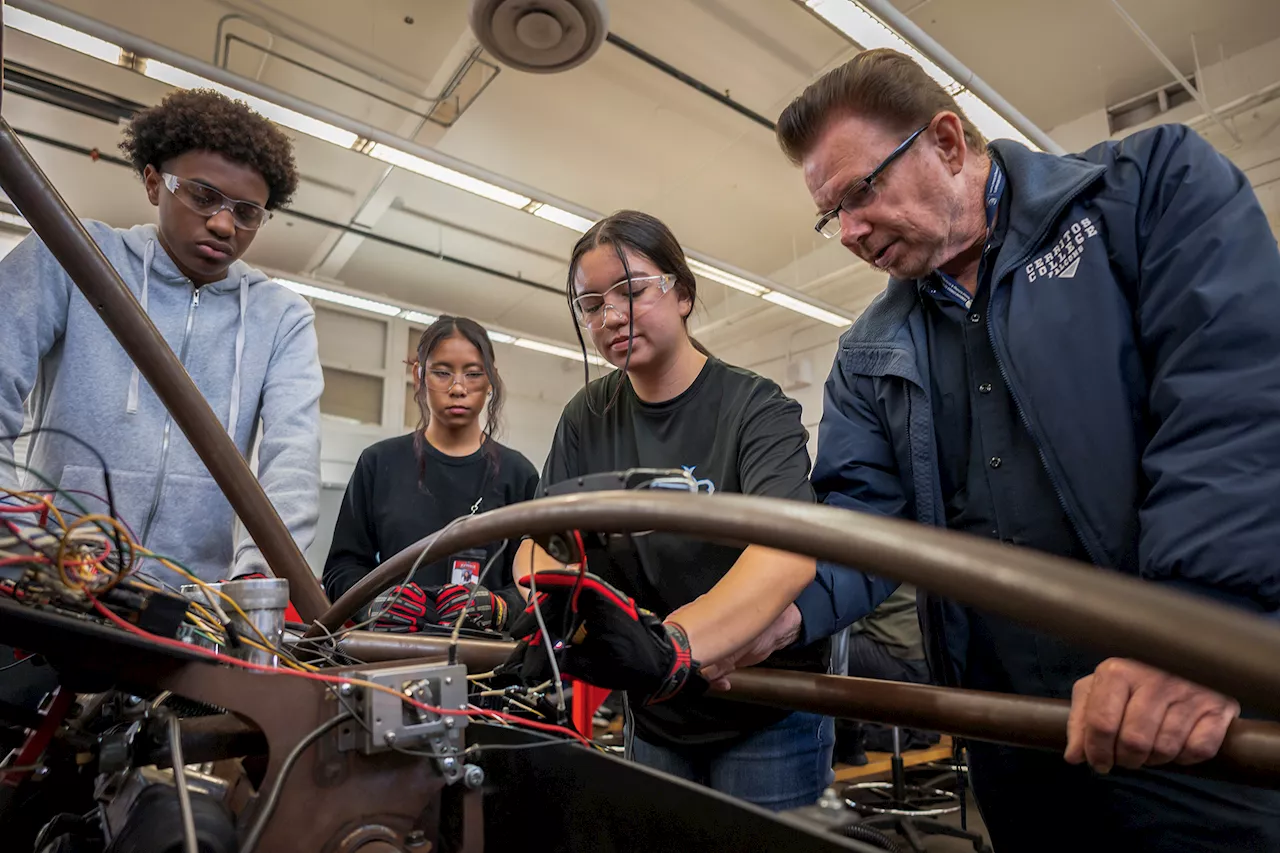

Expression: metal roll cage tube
xmin=315 ymin=491 xmax=1280 ymax=718
xmin=332 ymin=630 xmax=1280 ymax=789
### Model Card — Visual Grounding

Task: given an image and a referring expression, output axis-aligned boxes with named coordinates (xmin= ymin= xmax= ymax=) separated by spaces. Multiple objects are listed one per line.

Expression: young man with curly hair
xmin=0 ymin=89 xmax=323 ymax=586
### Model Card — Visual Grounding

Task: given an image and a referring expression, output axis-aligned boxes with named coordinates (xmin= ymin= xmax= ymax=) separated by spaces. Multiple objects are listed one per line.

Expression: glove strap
xmin=648 ymin=621 xmax=697 ymax=705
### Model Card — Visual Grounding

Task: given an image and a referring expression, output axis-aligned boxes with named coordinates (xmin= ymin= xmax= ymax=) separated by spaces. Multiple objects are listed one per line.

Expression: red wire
xmin=87 ymin=597 xmax=594 ymax=749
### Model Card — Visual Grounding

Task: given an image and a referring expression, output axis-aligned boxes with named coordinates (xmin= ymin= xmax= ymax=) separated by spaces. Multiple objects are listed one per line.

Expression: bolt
xmin=444 ymin=717 xmax=455 ymax=729
xmin=816 ymin=787 xmax=844 ymax=811
xmin=383 ymin=731 xmax=397 ymax=746
xmin=442 ymin=757 xmax=456 ymax=771
xmin=444 ymin=676 xmax=453 ymax=685
xmin=405 ymin=829 xmax=428 ymax=848
xmin=404 ymin=15 xmax=415 ymax=24
xmin=32 ymin=766 xmax=50 ymax=781
xmin=463 ymin=764 xmax=485 ymax=789
xmin=339 ymin=683 xmax=354 ymax=697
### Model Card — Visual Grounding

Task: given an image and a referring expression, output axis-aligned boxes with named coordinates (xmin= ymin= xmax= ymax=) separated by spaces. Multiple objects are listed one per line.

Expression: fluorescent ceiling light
xmin=0 ymin=212 xmax=30 ymax=230
xmin=368 ymin=143 xmax=531 ymax=209
xmin=400 ymin=310 xmax=438 ymax=326
xmin=4 ymin=6 xmax=123 ymax=64
xmin=143 ymin=61 xmax=360 ymax=148
xmin=276 ymin=278 xmax=402 ymax=316
xmin=514 ymin=337 xmax=608 ymax=366
xmin=686 ymin=257 xmax=771 ymax=297
xmin=487 ymin=331 xmax=518 ymax=344
xmin=528 ymin=203 xmax=595 ymax=233
xmin=803 ymin=0 xmax=1036 ymax=149
xmin=762 ymin=292 xmax=852 ymax=326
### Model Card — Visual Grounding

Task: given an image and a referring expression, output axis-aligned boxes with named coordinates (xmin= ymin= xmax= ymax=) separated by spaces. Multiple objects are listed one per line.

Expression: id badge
xmin=450 ymin=548 xmax=486 ymax=585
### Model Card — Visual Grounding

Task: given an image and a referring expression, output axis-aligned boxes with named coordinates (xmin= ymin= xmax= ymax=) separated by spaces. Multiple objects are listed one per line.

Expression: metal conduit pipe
xmin=331 ymin=631 xmax=1280 ymax=788
xmin=7 ymin=0 xmax=845 ymax=313
xmin=311 ymin=491 xmax=1280 ymax=720
xmin=852 ymin=0 xmax=1065 ymax=155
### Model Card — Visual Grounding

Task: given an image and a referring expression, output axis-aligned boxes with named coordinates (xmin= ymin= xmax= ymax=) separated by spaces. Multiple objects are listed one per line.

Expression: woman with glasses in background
xmin=512 ymin=210 xmax=833 ymax=811
xmin=324 ymin=316 xmax=539 ymax=635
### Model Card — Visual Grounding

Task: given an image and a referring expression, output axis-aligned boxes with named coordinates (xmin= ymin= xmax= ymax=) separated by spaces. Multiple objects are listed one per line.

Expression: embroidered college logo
xmin=1025 ymin=216 xmax=1099 ymax=282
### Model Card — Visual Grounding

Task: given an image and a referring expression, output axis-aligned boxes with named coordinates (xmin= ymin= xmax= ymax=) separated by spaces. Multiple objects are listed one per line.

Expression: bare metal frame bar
xmin=315 ymin=492 xmax=1280 ymax=721
xmin=334 ymin=630 xmax=1280 ymax=789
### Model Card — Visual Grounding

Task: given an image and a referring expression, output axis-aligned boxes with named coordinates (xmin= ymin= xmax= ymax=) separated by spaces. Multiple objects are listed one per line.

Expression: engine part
xmin=180 ymin=577 xmax=289 ymax=666
xmin=470 ymin=0 xmax=609 ymax=73
xmin=102 ymin=779 xmax=235 ymax=853
xmin=343 ymin=662 xmax=468 ymax=784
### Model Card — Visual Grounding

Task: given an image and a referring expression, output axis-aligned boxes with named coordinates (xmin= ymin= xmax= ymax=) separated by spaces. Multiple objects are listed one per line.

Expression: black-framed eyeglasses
xmin=814 ymin=124 xmax=930 ymax=239
xmin=162 ymin=173 xmax=272 ymax=231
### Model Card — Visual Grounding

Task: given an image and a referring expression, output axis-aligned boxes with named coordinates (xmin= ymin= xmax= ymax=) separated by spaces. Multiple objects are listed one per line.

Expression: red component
xmin=89 ymin=148 xmax=100 ymax=162
xmin=0 ymin=687 xmax=75 ymax=789
xmin=572 ymin=680 xmax=611 ymax=737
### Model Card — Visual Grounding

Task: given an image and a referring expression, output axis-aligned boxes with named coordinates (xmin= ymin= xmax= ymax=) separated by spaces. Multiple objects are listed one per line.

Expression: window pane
xmin=320 ymin=367 xmax=383 ymax=424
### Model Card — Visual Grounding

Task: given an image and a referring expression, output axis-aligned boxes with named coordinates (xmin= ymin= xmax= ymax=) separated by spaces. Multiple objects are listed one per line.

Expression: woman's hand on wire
xmin=507 ymin=569 xmax=705 ymax=705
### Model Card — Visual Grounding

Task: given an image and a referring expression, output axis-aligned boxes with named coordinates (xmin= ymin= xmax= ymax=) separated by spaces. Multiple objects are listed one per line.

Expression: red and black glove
xmin=371 ymin=583 xmax=440 ymax=633
xmin=433 ymin=584 xmax=519 ymax=633
xmin=505 ymin=569 xmax=703 ymax=705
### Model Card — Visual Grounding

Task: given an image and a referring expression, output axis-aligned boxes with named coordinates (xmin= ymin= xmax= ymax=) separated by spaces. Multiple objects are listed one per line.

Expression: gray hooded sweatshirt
xmin=0 ymin=220 xmax=323 ymax=585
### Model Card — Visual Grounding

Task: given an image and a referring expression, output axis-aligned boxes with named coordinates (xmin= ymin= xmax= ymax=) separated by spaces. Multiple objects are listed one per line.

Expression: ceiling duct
xmin=469 ymin=0 xmax=608 ymax=73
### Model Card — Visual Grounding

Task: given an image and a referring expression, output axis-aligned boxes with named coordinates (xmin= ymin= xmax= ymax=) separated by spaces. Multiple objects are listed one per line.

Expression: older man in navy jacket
xmin=707 ymin=48 xmax=1280 ymax=849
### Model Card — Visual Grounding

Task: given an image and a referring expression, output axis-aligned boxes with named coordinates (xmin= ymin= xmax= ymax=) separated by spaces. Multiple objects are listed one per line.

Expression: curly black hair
xmin=119 ymin=89 xmax=299 ymax=210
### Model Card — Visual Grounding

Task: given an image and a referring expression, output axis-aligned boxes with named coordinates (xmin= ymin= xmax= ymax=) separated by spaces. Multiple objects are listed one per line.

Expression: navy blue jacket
xmin=795 ymin=124 xmax=1280 ymax=685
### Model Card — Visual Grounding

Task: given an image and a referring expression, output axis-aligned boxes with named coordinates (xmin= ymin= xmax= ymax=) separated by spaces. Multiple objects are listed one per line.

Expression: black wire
xmin=237 ymin=711 xmax=352 ymax=853
xmin=0 ymin=654 xmax=37 ymax=673
xmin=1 ymin=427 xmax=125 ymax=571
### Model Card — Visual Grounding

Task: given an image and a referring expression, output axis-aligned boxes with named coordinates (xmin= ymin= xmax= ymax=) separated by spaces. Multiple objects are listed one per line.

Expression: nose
xmin=601 ymin=302 xmax=630 ymax=329
xmin=838 ymin=209 xmax=873 ymax=254
xmin=448 ymin=380 xmax=467 ymax=396
xmin=207 ymin=209 xmax=236 ymax=238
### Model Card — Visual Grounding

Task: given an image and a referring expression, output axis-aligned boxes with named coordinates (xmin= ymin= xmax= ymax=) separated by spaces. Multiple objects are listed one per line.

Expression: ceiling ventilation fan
xmin=469 ymin=0 xmax=609 ymax=73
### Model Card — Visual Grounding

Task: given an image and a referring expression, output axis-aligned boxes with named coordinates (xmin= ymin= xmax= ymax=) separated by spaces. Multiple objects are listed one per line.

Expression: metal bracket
xmin=345 ymin=661 xmax=469 ymax=785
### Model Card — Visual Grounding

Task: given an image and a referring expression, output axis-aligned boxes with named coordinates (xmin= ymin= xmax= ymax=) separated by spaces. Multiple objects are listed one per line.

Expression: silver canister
xmin=180 ymin=577 xmax=290 ymax=667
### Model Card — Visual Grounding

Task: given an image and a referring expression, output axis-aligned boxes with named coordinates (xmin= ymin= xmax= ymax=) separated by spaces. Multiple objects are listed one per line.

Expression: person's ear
xmin=930 ymin=112 xmax=968 ymax=176
xmin=143 ymin=165 xmax=163 ymax=207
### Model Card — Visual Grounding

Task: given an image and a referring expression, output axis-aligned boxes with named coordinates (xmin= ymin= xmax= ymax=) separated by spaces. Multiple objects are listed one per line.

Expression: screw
xmin=405 ymin=829 xmax=428 ymax=848
xmin=444 ymin=676 xmax=453 ymax=685
xmin=383 ymin=731 xmax=397 ymax=745
xmin=404 ymin=15 xmax=415 ymax=24
xmin=463 ymin=764 xmax=485 ymax=789
xmin=32 ymin=766 xmax=50 ymax=781
xmin=444 ymin=717 xmax=455 ymax=729
xmin=816 ymin=787 xmax=844 ymax=811
xmin=442 ymin=757 xmax=456 ymax=770
xmin=339 ymin=683 xmax=354 ymax=697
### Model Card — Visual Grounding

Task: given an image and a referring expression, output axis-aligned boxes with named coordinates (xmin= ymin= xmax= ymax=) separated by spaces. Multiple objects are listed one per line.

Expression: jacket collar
xmin=988 ymin=140 xmax=1106 ymax=278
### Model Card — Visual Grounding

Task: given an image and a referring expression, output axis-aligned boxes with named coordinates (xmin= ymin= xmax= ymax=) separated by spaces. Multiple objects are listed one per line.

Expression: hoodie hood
xmin=119 ymin=224 xmax=271 ymax=432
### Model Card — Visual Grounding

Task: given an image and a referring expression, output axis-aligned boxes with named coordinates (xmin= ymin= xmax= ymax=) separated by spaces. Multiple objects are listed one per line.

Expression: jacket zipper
xmin=985 ymin=191 xmax=1105 ymax=566
xmin=140 ymin=285 xmax=201 ymax=545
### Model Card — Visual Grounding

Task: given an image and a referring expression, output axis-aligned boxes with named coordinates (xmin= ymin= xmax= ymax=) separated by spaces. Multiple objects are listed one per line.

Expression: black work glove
xmin=371 ymin=583 xmax=440 ymax=633
xmin=505 ymin=569 xmax=703 ymax=705
xmin=433 ymin=584 xmax=519 ymax=633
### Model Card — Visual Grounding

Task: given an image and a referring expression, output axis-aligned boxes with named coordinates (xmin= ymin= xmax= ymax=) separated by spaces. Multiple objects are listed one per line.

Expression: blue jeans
xmin=626 ymin=709 xmax=835 ymax=812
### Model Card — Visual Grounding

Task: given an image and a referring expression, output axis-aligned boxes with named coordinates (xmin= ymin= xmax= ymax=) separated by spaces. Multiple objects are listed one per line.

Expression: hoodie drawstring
xmin=125 ymin=241 xmax=247 ymax=441
xmin=227 ymin=275 xmax=247 ymax=437
xmin=125 ymin=241 xmax=155 ymax=415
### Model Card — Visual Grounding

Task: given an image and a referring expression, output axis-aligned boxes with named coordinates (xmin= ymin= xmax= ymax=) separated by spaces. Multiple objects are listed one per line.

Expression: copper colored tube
xmin=724 ymin=669 xmax=1280 ymax=789
xmin=0 ymin=119 xmax=328 ymax=622
xmin=333 ymin=632 xmax=1280 ymax=787
xmin=314 ymin=492 xmax=1280 ymax=718
xmin=336 ymin=631 xmax=516 ymax=672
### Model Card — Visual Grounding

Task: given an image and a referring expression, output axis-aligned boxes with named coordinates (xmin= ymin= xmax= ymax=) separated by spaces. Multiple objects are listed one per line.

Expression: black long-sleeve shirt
xmin=322 ymin=433 xmax=539 ymax=601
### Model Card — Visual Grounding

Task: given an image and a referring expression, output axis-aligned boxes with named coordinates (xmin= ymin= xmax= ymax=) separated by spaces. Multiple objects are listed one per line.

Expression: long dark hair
xmin=565 ymin=210 xmax=711 ymax=413
xmin=408 ymin=316 xmax=505 ymax=485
